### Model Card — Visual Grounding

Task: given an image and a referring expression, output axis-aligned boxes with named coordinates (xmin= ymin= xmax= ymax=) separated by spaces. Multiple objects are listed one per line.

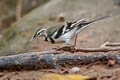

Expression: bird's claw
xmin=53 ymin=46 xmax=77 ymax=53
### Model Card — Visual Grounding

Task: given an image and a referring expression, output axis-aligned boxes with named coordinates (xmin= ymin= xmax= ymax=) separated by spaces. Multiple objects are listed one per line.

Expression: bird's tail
xmin=74 ymin=12 xmax=111 ymax=28
xmin=87 ymin=13 xmax=111 ymax=24
xmin=74 ymin=13 xmax=111 ymax=34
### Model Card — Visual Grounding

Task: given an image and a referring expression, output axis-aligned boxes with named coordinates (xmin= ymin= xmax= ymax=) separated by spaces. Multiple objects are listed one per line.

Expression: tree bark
xmin=0 ymin=50 xmax=120 ymax=71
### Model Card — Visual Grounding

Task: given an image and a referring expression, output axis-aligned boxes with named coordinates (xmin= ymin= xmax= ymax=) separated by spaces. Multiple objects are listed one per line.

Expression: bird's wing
xmin=47 ymin=18 xmax=86 ymax=39
xmin=63 ymin=19 xmax=86 ymax=34
xmin=47 ymin=22 xmax=64 ymax=37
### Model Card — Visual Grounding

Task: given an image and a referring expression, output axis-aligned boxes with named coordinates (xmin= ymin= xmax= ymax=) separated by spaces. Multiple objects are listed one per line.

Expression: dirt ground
xmin=0 ymin=64 xmax=120 ymax=80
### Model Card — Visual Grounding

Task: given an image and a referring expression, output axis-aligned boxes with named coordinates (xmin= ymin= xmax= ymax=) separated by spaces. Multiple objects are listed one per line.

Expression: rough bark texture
xmin=0 ymin=50 xmax=120 ymax=71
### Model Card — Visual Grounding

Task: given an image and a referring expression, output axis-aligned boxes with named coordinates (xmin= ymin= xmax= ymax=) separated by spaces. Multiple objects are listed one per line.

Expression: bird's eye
xmin=38 ymin=33 xmax=40 ymax=35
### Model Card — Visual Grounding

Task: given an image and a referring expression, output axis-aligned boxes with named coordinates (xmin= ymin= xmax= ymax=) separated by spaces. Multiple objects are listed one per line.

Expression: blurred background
xmin=0 ymin=0 xmax=120 ymax=56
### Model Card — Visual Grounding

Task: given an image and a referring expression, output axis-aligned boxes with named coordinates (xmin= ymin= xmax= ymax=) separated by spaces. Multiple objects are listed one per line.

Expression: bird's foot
xmin=53 ymin=46 xmax=77 ymax=53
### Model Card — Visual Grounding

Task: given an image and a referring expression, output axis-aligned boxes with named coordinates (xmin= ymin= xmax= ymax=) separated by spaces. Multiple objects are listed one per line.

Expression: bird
xmin=30 ymin=14 xmax=110 ymax=48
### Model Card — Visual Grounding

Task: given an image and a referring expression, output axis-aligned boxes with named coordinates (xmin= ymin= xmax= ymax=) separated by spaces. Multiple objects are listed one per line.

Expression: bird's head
xmin=30 ymin=28 xmax=47 ymax=41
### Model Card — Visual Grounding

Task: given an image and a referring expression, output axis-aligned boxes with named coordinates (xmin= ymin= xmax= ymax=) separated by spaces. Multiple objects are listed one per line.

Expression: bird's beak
xmin=29 ymin=37 xmax=34 ymax=42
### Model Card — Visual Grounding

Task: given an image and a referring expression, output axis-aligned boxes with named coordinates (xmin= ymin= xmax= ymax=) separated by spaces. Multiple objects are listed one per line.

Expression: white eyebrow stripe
xmin=37 ymin=28 xmax=47 ymax=34
xmin=37 ymin=30 xmax=42 ymax=34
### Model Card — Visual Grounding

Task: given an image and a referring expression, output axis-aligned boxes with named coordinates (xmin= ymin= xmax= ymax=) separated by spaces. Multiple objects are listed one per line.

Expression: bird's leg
xmin=53 ymin=37 xmax=77 ymax=52
xmin=73 ymin=34 xmax=78 ymax=48
xmin=62 ymin=34 xmax=78 ymax=52
xmin=64 ymin=34 xmax=78 ymax=48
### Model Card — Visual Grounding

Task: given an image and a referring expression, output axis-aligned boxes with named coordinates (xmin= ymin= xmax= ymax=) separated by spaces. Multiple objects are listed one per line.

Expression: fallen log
xmin=0 ymin=50 xmax=120 ymax=71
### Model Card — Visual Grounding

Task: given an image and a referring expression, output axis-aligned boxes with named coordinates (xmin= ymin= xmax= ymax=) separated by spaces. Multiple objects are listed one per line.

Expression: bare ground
xmin=0 ymin=64 xmax=120 ymax=80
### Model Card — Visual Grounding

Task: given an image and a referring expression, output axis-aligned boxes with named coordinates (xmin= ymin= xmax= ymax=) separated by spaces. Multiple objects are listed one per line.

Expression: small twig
xmin=100 ymin=42 xmax=110 ymax=48
xmin=56 ymin=46 xmax=120 ymax=52
xmin=100 ymin=42 xmax=120 ymax=47
xmin=56 ymin=42 xmax=120 ymax=52
xmin=106 ymin=43 xmax=120 ymax=47
xmin=76 ymin=47 xmax=120 ymax=52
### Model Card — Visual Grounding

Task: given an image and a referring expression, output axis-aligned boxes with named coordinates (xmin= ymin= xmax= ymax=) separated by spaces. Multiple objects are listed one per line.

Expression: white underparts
xmin=58 ymin=27 xmax=77 ymax=44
